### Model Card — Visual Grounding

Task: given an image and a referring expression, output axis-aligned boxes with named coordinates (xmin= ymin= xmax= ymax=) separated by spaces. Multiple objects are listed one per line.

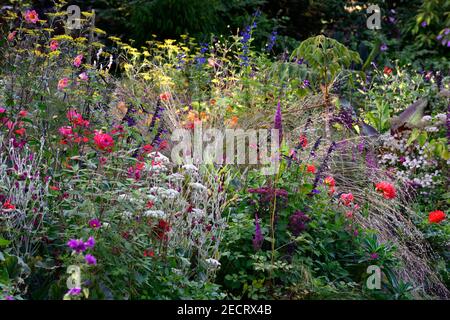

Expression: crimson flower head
xmin=298 ymin=135 xmax=308 ymax=148
xmin=340 ymin=193 xmax=354 ymax=206
xmin=428 ymin=210 xmax=446 ymax=224
xmin=94 ymin=131 xmax=114 ymax=152
xmin=383 ymin=66 xmax=393 ymax=75
xmin=3 ymin=200 xmax=16 ymax=210
xmin=18 ymin=110 xmax=28 ymax=117
xmin=15 ymin=128 xmax=26 ymax=136
xmin=306 ymin=164 xmax=316 ymax=174
xmin=142 ymin=144 xmax=153 ymax=154
xmin=375 ymin=181 xmax=396 ymax=199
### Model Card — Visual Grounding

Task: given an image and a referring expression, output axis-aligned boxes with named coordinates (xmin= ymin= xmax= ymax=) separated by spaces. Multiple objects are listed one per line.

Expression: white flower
xmin=147 ymin=194 xmax=158 ymax=202
xmin=150 ymin=187 xmax=166 ymax=194
xmin=421 ymin=115 xmax=432 ymax=122
xmin=147 ymin=163 xmax=167 ymax=173
xmin=182 ymin=164 xmax=198 ymax=172
xmin=192 ymin=208 xmax=204 ymax=217
xmin=205 ymin=258 xmax=221 ymax=269
xmin=425 ymin=126 xmax=438 ymax=132
xmin=148 ymin=152 xmax=170 ymax=164
xmin=121 ymin=211 xmax=133 ymax=218
xmin=117 ymin=194 xmax=129 ymax=202
xmin=162 ymin=188 xmax=179 ymax=199
xmin=143 ymin=210 xmax=166 ymax=219
xmin=435 ymin=113 xmax=447 ymax=123
xmin=190 ymin=182 xmax=207 ymax=192
xmin=167 ymin=173 xmax=185 ymax=181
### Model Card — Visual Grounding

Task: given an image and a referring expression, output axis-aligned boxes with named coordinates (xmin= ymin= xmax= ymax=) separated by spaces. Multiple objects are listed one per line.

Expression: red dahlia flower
xmin=375 ymin=181 xmax=396 ymax=199
xmin=306 ymin=164 xmax=316 ymax=174
xmin=324 ymin=176 xmax=335 ymax=187
xmin=428 ymin=210 xmax=446 ymax=224
xmin=94 ymin=131 xmax=114 ymax=152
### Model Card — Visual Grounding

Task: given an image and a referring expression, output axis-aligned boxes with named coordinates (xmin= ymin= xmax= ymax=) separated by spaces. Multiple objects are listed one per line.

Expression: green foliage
xmin=291 ymin=35 xmax=362 ymax=95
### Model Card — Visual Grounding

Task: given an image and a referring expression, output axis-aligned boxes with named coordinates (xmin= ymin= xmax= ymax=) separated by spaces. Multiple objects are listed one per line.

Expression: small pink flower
xmin=0 ymin=107 xmax=6 ymax=114
xmin=58 ymin=126 xmax=73 ymax=137
xmin=58 ymin=78 xmax=69 ymax=91
xmin=99 ymin=157 xmax=107 ymax=166
xmin=50 ymin=40 xmax=59 ymax=51
xmin=340 ymin=193 xmax=354 ymax=206
xmin=18 ymin=110 xmax=27 ymax=117
xmin=7 ymin=31 xmax=17 ymax=42
xmin=24 ymin=10 xmax=39 ymax=24
xmin=6 ymin=120 xmax=14 ymax=130
xmin=78 ymin=72 xmax=88 ymax=81
xmin=73 ymin=54 xmax=84 ymax=68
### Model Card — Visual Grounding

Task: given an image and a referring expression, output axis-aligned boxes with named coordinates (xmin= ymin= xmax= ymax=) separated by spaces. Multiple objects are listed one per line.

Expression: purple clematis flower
xmin=84 ymin=254 xmax=97 ymax=265
xmin=67 ymin=239 xmax=87 ymax=253
xmin=85 ymin=236 xmax=95 ymax=249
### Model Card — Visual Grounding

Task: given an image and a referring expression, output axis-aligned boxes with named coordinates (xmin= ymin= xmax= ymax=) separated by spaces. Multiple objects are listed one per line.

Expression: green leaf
xmin=0 ymin=238 xmax=11 ymax=248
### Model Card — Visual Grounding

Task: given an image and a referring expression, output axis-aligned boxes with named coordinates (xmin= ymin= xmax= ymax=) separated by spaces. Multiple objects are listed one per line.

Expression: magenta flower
xmin=67 ymin=288 xmax=81 ymax=296
xmin=50 ymin=40 xmax=59 ymax=51
xmin=67 ymin=239 xmax=87 ymax=253
xmin=85 ymin=254 xmax=97 ymax=265
xmin=5 ymin=295 xmax=14 ymax=300
xmin=274 ymin=102 xmax=283 ymax=144
xmin=58 ymin=126 xmax=73 ymax=137
xmin=369 ymin=253 xmax=379 ymax=260
xmin=85 ymin=236 xmax=95 ymax=249
xmin=88 ymin=218 xmax=101 ymax=229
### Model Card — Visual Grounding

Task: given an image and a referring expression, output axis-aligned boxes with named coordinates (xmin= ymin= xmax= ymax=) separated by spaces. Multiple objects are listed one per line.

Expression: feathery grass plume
xmin=330 ymin=136 xmax=450 ymax=299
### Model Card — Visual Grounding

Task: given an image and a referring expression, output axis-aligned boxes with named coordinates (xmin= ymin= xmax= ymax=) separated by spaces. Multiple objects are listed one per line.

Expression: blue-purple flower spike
xmin=274 ymin=101 xmax=283 ymax=145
